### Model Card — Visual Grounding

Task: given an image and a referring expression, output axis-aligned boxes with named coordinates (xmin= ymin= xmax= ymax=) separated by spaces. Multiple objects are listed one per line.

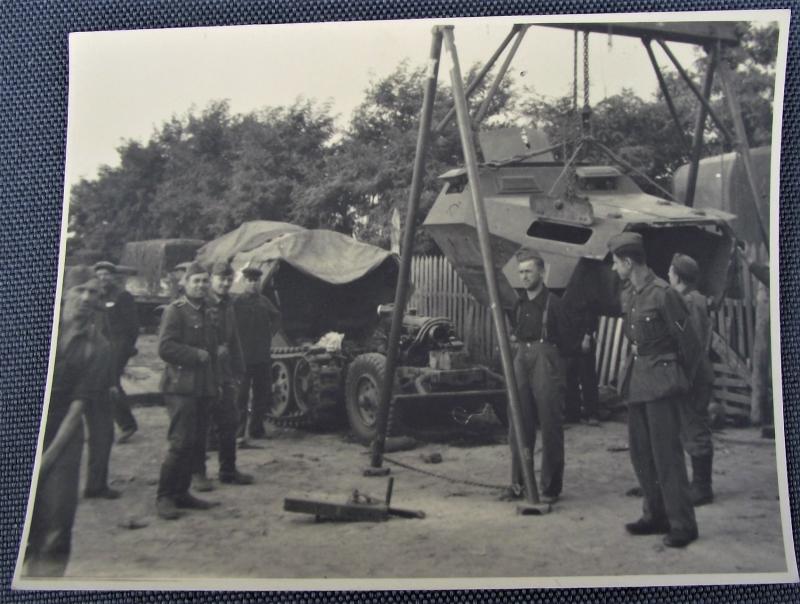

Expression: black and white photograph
xmin=12 ymin=10 xmax=796 ymax=590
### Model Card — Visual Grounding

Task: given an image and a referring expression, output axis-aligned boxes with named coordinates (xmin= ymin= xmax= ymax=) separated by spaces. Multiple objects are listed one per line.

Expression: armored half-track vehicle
xmin=201 ymin=224 xmax=505 ymax=444
xmin=423 ymin=128 xmax=737 ymax=310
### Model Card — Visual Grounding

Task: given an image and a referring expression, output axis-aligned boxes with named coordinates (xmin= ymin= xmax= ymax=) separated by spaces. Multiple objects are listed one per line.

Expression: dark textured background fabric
xmin=1 ymin=0 xmax=797 ymax=601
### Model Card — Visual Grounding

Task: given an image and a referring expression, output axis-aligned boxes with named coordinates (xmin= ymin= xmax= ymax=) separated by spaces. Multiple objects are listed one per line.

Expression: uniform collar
xmin=632 ymin=268 xmax=656 ymax=294
xmin=183 ymin=295 xmax=204 ymax=311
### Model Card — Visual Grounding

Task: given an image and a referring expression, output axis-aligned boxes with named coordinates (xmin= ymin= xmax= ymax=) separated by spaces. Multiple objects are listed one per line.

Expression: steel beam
xmin=716 ymin=57 xmax=770 ymax=247
xmin=434 ymin=25 xmax=521 ymax=134
xmin=684 ymin=46 xmax=718 ymax=207
xmin=643 ymin=39 xmax=688 ymax=150
xmin=543 ymin=22 xmax=740 ymax=46
xmin=369 ymin=27 xmax=444 ymax=471
xmin=657 ymin=39 xmax=734 ymax=144
xmin=442 ymin=26 xmax=541 ymax=505
xmin=473 ymin=25 xmax=529 ymax=126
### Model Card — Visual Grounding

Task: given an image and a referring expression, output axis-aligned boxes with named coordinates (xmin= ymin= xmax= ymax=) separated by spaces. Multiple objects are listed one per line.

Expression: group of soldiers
xmin=23 ymin=228 xmax=766 ymax=576
xmin=23 ymin=258 xmax=278 ymax=575
xmin=506 ymin=232 xmax=715 ymax=548
xmin=155 ymin=260 xmax=278 ymax=519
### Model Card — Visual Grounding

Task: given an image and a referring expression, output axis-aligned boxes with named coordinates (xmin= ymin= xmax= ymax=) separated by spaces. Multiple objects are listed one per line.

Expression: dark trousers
xmin=194 ymin=383 xmax=239 ymax=477
xmin=158 ymin=395 xmax=212 ymax=500
xmin=565 ymin=349 xmax=600 ymax=421
xmin=112 ymin=348 xmax=137 ymax=432
xmin=24 ymin=424 xmax=84 ymax=577
xmin=84 ymin=397 xmax=114 ymax=494
xmin=679 ymin=380 xmax=714 ymax=459
xmin=114 ymin=385 xmax=137 ymax=432
xmin=628 ymin=397 xmax=697 ymax=537
xmin=511 ymin=342 xmax=565 ymax=497
xmin=237 ymin=362 xmax=271 ymax=435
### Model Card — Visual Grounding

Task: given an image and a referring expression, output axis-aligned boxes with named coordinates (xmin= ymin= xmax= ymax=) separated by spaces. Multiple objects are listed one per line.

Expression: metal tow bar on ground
xmin=442 ymin=26 xmax=548 ymax=515
xmin=365 ymin=26 xmax=444 ymax=477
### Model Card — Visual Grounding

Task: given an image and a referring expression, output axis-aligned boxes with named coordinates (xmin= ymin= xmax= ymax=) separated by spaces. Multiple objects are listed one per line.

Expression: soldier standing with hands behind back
xmin=609 ymin=232 xmax=700 ymax=548
xmin=668 ymin=253 xmax=715 ymax=506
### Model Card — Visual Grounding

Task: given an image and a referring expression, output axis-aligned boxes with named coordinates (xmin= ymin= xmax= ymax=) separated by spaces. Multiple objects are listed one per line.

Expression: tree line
xmin=68 ymin=22 xmax=777 ymax=261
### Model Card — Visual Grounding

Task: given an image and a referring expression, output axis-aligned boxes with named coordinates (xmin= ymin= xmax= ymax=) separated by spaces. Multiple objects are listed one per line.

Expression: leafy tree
xmin=292 ymin=62 xmax=517 ymax=253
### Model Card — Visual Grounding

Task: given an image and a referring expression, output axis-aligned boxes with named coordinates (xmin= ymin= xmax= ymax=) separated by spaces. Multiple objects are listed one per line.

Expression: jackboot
xmin=690 ymin=454 xmax=714 ymax=506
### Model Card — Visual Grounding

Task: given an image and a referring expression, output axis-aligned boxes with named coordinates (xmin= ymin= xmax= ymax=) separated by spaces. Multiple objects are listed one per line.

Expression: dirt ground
xmin=63 ymin=336 xmax=790 ymax=584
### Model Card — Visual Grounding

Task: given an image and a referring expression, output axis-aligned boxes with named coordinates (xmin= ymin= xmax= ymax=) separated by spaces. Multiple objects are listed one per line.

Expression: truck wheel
xmin=345 ymin=353 xmax=399 ymax=445
xmin=270 ymin=360 xmax=293 ymax=417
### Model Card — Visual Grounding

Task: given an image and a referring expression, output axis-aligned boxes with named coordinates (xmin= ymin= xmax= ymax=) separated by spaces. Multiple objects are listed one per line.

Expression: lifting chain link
xmin=383 ymin=455 xmax=507 ymax=491
xmin=582 ymin=31 xmax=592 ymax=136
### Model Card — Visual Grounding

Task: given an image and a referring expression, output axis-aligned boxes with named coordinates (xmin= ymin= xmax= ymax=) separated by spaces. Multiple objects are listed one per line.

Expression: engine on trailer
xmin=371 ymin=304 xmax=470 ymax=370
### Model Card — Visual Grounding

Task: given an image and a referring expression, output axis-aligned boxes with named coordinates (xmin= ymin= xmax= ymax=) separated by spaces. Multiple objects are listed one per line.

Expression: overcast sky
xmin=64 ymin=13 xmax=775 ymax=195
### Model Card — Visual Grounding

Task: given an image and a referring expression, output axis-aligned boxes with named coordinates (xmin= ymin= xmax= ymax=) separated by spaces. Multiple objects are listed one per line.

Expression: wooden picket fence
xmin=410 ymin=254 xmax=762 ymax=422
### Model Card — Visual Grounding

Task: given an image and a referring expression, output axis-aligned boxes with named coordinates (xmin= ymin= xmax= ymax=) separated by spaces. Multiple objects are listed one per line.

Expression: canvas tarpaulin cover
xmin=194 ymin=220 xmax=305 ymax=266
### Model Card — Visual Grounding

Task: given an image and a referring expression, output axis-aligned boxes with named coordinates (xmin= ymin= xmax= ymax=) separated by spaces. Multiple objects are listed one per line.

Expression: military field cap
xmin=515 ymin=247 xmax=543 ymax=263
xmin=608 ymin=232 xmax=644 ymax=255
xmin=92 ymin=260 xmax=117 ymax=273
xmin=211 ymin=260 xmax=235 ymax=277
xmin=173 ymin=261 xmax=193 ymax=273
xmin=242 ymin=266 xmax=263 ymax=279
xmin=183 ymin=261 xmax=209 ymax=279
xmin=64 ymin=265 xmax=101 ymax=291
xmin=671 ymin=253 xmax=700 ymax=282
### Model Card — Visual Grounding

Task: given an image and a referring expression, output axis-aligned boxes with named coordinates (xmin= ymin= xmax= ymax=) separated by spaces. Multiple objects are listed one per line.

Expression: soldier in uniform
xmin=156 ymin=262 xmax=220 ymax=520
xmin=609 ymin=232 xmax=699 ymax=548
xmin=93 ymin=261 xmax=139 ymax=443
xmin=234 ymin=265 xmax=280 ymax=442
xmin=503 ymin=248 xmax=569 ymax=504
xmin=668 ymin=253 xmax=715 ymax=505
xmin=192 ymin=260 xmax=252 ymax=490
xmin=24 ymin=267 xmax=110 ymax=576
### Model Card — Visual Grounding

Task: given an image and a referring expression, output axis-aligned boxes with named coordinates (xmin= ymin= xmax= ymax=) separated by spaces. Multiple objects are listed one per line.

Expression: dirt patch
xmin=63 ymin=336 xmax=790 ymax=582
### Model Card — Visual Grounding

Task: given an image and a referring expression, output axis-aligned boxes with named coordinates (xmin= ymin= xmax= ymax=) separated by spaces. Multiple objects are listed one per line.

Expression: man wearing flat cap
xmin=93 ymin=261 xmax=140 ymax=445
xmin=195 ymin=260 xmax=252 ymax=489
xmin=234 ymin=265 xmax=281 ymax=442
xmin=24 ymin=267 xmax=111 ymax=575
xmin=609 ymin=231 xmax=701 ymax=548
xmin=503 ymin=248 xmax=570 ymax=504
xmin=156 ymin=261 xmax=220 ymax=520
xmin=669 ymin=253 xmax=715 ymax=506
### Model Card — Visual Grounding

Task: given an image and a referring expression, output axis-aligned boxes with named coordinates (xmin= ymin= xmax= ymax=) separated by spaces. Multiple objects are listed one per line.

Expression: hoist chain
xmin=582 ymin=31 xmax=592 ymax=136
xmin=383 ymin=456 xmax=507 ymax=491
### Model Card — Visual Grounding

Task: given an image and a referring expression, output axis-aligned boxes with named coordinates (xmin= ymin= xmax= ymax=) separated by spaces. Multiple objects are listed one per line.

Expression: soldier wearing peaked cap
xmin=155 ymin=261 xmax=221 ymax=519
xmin=194 ymin=260 xmax=252 ymax=488
xmin=608 ymin=232 xmax=700 ymax=548
xmin=668 ymin=253 xmax=715 ymax=506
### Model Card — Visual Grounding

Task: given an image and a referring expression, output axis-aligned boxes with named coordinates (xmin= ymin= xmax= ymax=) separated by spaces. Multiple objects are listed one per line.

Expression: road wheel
xmin=270 ymin=360 xmax=293 ymax=417
xmin=293 ymin=357 xmax=313 ymax=414
xmin=344 ymin=353 xmax=399 ymax=445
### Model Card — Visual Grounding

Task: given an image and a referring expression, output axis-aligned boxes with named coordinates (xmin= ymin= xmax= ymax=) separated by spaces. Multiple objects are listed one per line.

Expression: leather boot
xmin=690 ymin=454 xmax=714 ymax=506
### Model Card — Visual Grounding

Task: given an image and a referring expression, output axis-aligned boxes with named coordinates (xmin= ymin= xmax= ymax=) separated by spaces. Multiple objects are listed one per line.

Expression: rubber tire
xmin=344 ymin=353 xmax=398 ymax=446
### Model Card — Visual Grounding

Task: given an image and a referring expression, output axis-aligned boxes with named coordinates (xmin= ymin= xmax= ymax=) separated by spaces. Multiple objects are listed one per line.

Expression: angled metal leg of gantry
xmin=442 ymin=25 xmax=547 ymax=514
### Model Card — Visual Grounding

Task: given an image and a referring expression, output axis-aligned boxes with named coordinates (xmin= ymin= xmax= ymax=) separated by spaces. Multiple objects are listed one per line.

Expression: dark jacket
xmin=682 ymin=288 xmax=715 ymax=388
xmin=208 ymin=291 xmax=245 ymax=383
xmin=233 ymin=292 xmax=278 ymax=364
xmin=511 ymin=288 xmax=571 ymax=355
xmin=51 ymin=323 xmax=111 ymax=444
xmin=619 ymin=269 xmax=701 ymax=404
xmin=158 ymin=297 xmax=218 ymax=397
xmin=98 ymin=285 xmax=139 ymax=374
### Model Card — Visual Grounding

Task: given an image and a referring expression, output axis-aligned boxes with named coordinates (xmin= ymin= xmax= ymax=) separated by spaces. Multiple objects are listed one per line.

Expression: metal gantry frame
xmin=366 ymin=21 xmax=773 ymax=510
